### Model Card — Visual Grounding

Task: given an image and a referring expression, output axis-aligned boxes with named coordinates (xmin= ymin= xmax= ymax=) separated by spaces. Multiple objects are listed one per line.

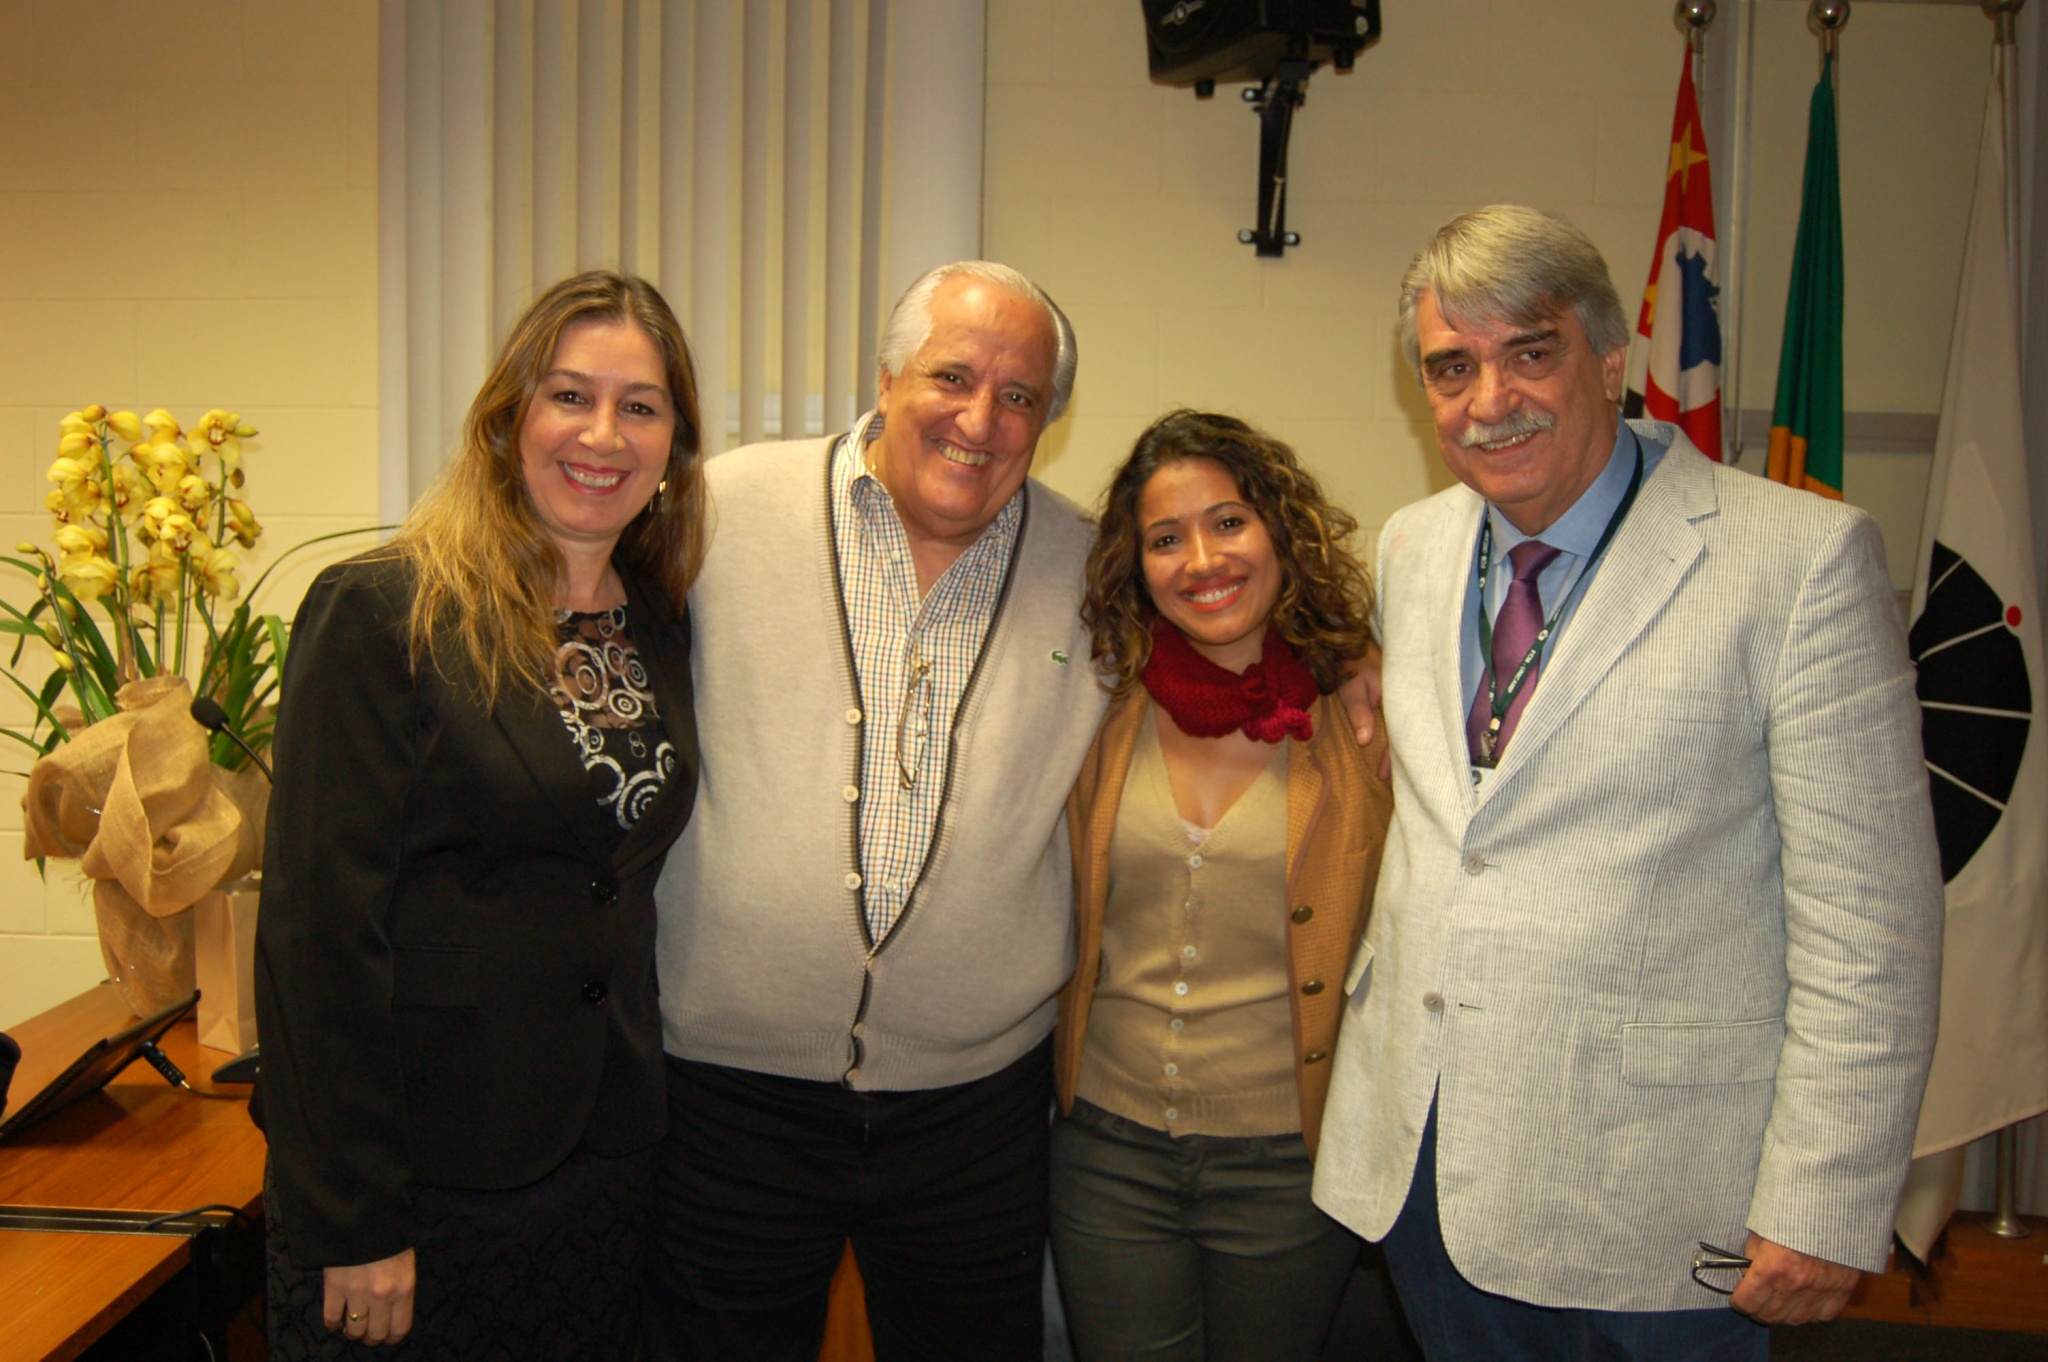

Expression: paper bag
xmin=195 ymin=875 xmax=261 ymax=1054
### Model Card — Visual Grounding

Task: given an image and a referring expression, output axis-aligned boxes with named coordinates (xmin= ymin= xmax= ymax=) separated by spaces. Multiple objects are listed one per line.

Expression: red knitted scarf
xmin=1141 ymin=620 xmax=1318 ymax=743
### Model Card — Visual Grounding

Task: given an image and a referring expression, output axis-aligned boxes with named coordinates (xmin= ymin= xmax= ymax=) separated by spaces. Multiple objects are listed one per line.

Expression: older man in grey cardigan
xmin=645 ymin=261 xmax=1098 ymax=1362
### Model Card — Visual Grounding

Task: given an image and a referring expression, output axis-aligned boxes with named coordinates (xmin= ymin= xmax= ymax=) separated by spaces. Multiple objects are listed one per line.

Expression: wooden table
xmin=0 ymin=984 xmax=266 ymax=1362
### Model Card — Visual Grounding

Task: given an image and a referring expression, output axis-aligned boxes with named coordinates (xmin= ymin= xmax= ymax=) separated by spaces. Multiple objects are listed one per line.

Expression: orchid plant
xmin=2 ymin=405 xmax=361 ymax=773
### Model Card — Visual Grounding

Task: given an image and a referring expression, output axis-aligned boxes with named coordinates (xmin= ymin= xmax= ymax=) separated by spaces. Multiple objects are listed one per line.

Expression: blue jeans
xmin=1379 ymin=1107 xmax=1767 ymax=1362
xmin=1049 ymin=1099 xmax=1360 ymax=1362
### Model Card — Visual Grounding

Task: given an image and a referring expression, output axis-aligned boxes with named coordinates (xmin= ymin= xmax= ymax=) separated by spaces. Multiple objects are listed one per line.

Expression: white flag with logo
xmin=1896 ymin=43 xmax=2048 ymax=1261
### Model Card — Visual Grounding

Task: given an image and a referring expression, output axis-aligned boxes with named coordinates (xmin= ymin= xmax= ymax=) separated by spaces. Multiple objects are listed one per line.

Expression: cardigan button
xmin=1291 ymin=904 xmax=1314 ymax=923
xmin=591 ymin=877 xmax=619 ymax=908
xmin=582 ymin=980 xmax=608 ymax=1004
xmin=1301 ymin=980 xmax=1325 ymax=996
xmin=1304 ymin=1049 xmax=1329 ymax=1064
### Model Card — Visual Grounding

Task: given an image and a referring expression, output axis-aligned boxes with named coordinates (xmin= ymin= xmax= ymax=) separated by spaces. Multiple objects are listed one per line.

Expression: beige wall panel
xmin=237 ymin=191 xmax=381 ymax=299
xmin=235 ymin=407 xmax=383 ymax=516
xmin=1260 ymin=414 xmax=1436 ymax=531
xmin=1594 ymin=91 xmax=1679 ymax=208
xmin=1048 ymin=0 xmax=1150 ymax=88
xmin=1033 ymin=411 xmax=1155 ymax=509
xmin=134 ymin=297 xmax=376 ymax=410
xmin=1281 ymin=79 xmax=1381 ymax=205
xmin=1488 ymin=0 xmax=1673 ymax=96
xmin=347 ymin=80 xmax=380 ymax=191
xmin=0 ymin=303 xmax=139 ymax=407
xmin=1846 ymin=447 xmax=1937 ymax=590
xmin=0 ymin=854 xmax=48 ymax=934
xmin=988 ymin=0 xmax=1054 ymax=87
xmin=1160 ymin=91 xmax=1266 ymax=203
xmin=243 ymin=0 xmax=379 ymax=82
xmin=1376 ymin=86 xmax=1601 ymax=207
xmin=0 ymin=410 xmax=41 ymax=511
xmin=1366 ymin=3 xmax=1490 ymax=90
xmin=0 ymin=192 xmax=242 ymax=302
xmin=1036 ymin=196 xmax=1262 ymax=310
xmin=985 ymin=83 xmax=1164 ymax=198
xmin=32 ymin=0 xmax=239 ymax=71
xmin=0 ymin=88 xmax=139 ymax=190
xmin=1057 ymin=304 xmax=1159 ymax=418
xmin=0 ymin=934 xmax=109 ymax=1032
xmin=1156 ymin=305 xmax=1376 ymax=422
xmin=982 ymin=194 xmax=1052 ymax=276
xmin=46 ymin=870 xmax=98 ymax=938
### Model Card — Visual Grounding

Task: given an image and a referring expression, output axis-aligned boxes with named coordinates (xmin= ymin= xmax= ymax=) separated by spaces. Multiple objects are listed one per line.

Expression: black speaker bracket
xmin=1240 ymin=57 xmax=1313 ymax=258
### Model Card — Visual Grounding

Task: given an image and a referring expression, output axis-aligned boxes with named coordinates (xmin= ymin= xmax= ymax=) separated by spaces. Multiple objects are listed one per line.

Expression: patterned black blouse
xmin=549 ymin=606 xmax=675 ymax=840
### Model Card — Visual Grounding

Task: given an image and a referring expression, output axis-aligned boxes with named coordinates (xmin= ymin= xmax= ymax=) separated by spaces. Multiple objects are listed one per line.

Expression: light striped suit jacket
xmin=1311 ymin=423 xmax=1944 ymax=1312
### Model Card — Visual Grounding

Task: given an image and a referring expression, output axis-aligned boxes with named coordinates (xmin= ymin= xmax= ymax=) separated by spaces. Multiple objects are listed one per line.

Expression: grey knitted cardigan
xmin=653 ymin=435 xmax=1108 ymax=1090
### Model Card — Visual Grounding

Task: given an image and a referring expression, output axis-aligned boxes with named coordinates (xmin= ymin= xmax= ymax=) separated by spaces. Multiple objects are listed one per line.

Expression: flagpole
xmin=1983 ymin=0 xmax=2031 ymax=1246
xmin=1725 ymin=0 xmax=1756 ymax=469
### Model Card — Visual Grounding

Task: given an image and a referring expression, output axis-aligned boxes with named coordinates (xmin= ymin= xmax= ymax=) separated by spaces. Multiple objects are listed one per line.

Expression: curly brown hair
xmin=1081 ymin=409 xmax=1375 ymax=696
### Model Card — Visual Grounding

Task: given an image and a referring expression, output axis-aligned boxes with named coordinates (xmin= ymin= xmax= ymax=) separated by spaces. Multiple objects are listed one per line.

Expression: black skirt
xmin=266 ymin=1143 xmax=656 ymax=1361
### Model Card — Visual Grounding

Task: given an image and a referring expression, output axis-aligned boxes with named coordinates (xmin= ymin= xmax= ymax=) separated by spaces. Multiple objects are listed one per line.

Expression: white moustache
xmin=1459 ymin=411 xmax=1555 ymax=449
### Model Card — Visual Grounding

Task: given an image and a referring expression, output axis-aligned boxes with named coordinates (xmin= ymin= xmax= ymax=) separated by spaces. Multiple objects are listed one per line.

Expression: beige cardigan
xmin=1056 ymin=689 xmax=1392 ymax=1157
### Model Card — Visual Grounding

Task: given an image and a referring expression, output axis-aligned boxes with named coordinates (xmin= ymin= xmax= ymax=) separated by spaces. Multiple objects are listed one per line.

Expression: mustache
xmin=1458 ymin=410 xmax=1555 ymax=449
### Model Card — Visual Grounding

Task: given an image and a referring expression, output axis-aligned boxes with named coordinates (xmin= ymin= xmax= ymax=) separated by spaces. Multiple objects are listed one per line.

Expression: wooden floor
xmin=1842 ymin=1213 xmax=2048 ymax=1336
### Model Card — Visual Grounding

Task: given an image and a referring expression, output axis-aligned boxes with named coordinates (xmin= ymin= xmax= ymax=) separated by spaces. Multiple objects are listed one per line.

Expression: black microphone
xmin=190 ymin=697 xmax=275 ymax=783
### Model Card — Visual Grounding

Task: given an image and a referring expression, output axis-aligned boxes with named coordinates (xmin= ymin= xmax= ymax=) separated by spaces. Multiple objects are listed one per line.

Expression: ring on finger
xmin=347 ymin=1310 xmax=367 ymax=1322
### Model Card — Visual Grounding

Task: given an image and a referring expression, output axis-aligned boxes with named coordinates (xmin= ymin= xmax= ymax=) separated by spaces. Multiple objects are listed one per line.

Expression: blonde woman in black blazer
xmin=254 ymin=271 xmax=706 ymax=1358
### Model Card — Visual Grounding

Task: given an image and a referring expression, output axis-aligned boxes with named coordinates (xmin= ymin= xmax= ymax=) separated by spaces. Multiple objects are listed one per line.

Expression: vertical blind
xmin=378 ymin=0 xmax=986 ymax=516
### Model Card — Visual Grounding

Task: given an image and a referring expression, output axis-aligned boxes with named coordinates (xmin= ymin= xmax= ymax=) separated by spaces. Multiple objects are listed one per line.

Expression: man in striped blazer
xmin=1311 ymin=205 xmax=1944 ymax=1361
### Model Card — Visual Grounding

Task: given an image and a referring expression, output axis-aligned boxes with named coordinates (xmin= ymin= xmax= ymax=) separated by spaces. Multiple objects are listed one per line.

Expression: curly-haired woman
xmin=255 ymin=270 xmax=705 ymax=1358
xmin=1053 ymin=409 xmax=1393 ymax=1362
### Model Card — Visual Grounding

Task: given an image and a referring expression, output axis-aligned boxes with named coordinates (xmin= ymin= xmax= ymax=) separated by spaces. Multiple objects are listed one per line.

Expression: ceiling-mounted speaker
xmin=1143 ymin=0 xmax=1382 ymax=87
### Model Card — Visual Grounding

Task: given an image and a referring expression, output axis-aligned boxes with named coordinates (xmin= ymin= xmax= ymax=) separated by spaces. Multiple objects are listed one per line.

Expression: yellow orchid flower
xmin=192 ymin=409 xmax=255 ymax=475
xmin=134 ymin=436 xmax=192 ymax=494
xmin=80 ymin=404 xmax=107 ymax=423
xmin=44 ymin=489 xmax=75 ymax=524
xmin=52 ymin=524 xmax=109 ymax=559
xmin=105 ymin=410 xmax=144 ymax=442
xmin=56 ymin=551 xmax=119 ymax=601
xmin=108 ymin=462 xmax=149 ymax=512
xmin=59 ymin=412 xmax=97 ymax=439
xmin=51 ymin=650 xmax=74 ymax=673
xmin=56 ymin=429 xmax=98 ymax=458
xmin=154 ymin=507 xmax=199 ymax=554
xmin=47 ymin=456 xmax=106 ymax=515
xmin=129 ymin=544 xmax=183 ymax=605
xmin=193 ymin=542 xmax=240 ymax=599
xmin=223 ymin=498 xmax=262 ymax=548
xmin=142 ymin=408 xmax=180 ymax=438
xmin=173 ymin=472 xmax=213 ymax=514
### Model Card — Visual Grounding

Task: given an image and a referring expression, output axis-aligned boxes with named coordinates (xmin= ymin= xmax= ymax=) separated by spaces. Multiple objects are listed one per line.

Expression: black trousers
xmin=646 ymin=1041 xmax=1053 ymax=1362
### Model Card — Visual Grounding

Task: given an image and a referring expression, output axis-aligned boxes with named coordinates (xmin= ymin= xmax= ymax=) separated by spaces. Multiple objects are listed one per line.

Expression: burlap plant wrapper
xmin=22 ymin=676 xmax=265 ymax=1019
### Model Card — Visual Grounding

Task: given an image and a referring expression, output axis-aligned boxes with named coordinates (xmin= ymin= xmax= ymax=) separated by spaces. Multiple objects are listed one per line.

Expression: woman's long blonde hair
xmin=390 ymin=270 xmax=706 ymax=706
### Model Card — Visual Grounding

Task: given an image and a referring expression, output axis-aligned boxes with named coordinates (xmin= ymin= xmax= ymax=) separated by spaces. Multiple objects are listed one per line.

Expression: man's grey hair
xmin=877 ymin=261 xmax=1079 ymax=423
xmin=1397 ymin=205 xmax=1630 ymax=379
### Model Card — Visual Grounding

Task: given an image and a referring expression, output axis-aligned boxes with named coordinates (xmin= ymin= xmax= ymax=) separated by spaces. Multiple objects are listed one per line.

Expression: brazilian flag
xmin=1766 ymin=56 xmax=1844 ymax=500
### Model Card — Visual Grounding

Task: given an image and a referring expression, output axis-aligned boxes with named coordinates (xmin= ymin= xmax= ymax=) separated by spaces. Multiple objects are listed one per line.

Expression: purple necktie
xmin=1467 ymin=539 xmax=1561 ymax=764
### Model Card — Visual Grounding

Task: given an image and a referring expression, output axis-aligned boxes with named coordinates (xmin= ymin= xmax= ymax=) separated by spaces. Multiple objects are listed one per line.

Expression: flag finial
xmin=1674 ymin=2 xmax=1716 ymax=52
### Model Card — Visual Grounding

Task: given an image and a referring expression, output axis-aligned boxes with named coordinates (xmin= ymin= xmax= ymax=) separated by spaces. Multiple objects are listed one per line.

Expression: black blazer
xmin=252 ymin=554 xmax=697 ymax=1269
